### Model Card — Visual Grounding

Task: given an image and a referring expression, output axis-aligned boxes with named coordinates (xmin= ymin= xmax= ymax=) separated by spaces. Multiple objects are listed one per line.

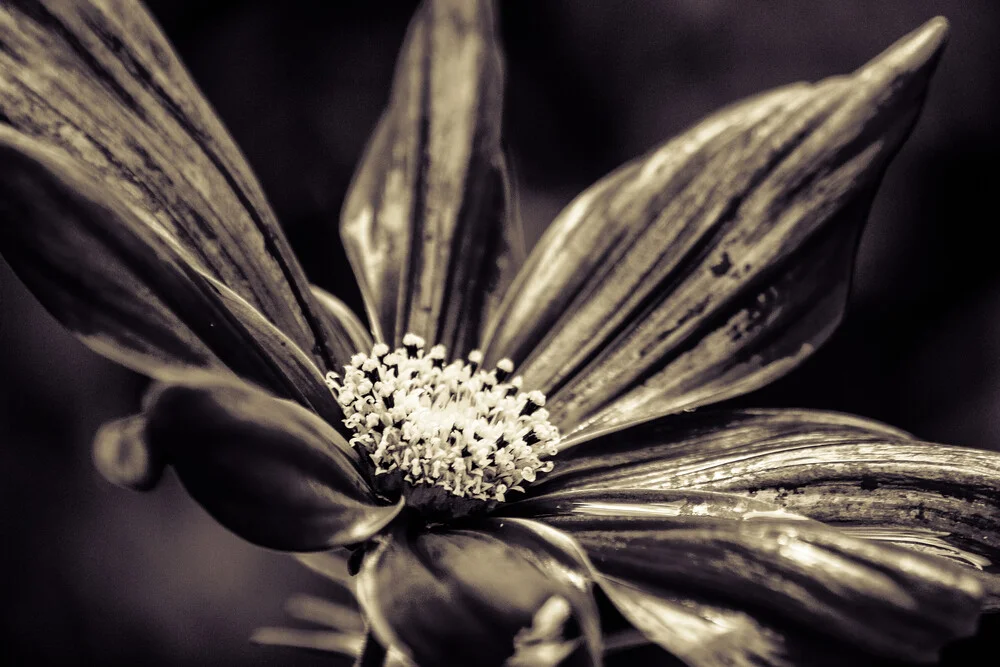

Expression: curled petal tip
xmin=92 ymin=416 xmax=163 ymax=491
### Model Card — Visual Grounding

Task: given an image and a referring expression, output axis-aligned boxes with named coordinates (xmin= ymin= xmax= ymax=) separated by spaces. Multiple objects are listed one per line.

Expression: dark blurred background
xmin=3 ymin=1 xmax=1000 ymax=665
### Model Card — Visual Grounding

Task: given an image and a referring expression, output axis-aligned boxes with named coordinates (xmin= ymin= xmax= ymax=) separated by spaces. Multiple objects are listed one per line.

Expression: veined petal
xmin=0 ymin=130 xmax=340 ymax=423
xmin=483 ymin=19 xmax=948 ymax=438
xmin=0 ymin=0 xmax=346 ymax=370
xmin=129 ymin=375 xmax=402 ymax=551
xmin=537 ymin=409 xmax=1000 ymax=573
xmin=508 ymin=488 xmax=983 ymax=663
xmin=341 ymin=0 xmax=514 ymax=353
xmin=355 ymin=523 xmax=602 ymax=667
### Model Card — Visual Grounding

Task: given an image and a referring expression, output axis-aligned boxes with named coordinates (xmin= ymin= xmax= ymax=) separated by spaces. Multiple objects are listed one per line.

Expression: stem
xmin=354 ymin=630 xmax=388 ymax=667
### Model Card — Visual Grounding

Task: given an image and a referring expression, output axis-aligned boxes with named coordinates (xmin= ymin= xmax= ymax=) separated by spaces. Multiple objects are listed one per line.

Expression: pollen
xmin=325 ymin=334 xmax=559 ymax=507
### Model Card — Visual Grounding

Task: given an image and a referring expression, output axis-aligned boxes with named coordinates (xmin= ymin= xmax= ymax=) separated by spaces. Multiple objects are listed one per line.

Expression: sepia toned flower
xmin=0 ymin=1 xmax=997 ymax=666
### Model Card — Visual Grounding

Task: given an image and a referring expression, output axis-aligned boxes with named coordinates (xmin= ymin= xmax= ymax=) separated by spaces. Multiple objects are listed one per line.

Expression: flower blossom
xmin=0 ymin=2 xmax=997 ymax=666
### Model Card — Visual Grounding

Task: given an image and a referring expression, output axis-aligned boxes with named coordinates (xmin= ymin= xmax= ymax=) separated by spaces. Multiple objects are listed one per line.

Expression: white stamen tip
xmin=328 ymin=334 xmax=559 ymax=505
xmin=402 ymin=333 xmax=425 ymax=348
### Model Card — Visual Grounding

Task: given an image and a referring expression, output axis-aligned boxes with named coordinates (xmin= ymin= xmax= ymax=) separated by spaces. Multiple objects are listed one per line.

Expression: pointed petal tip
xmin=858 ymin=16 xmax=950 ymax=81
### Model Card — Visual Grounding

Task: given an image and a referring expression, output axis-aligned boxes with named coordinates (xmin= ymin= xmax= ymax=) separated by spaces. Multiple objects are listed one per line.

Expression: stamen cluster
xmin=326 ymin=334 xmax=559 ymax=503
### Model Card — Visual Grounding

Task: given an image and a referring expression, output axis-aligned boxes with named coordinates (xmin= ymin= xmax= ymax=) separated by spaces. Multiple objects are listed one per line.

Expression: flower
xmin=0 ymin=1 xmax=997 ymax=666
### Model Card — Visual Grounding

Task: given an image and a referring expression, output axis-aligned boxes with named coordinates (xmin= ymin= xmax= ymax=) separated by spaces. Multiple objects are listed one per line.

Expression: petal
xmin=294 ymin=551 xmax=357 ymax=595
xmin=283 ymin=594 xmax=365 ymax=633
xmin=0 ymin=1 xmax=345 ymax=371
xmin=508 ymin=488 xmax=983 ymax=663
xmin=598 ymin=575 xmax=885 ymax=667
xmin=252 ymin=627 xmax=415 ymax=665
xmin=538 ymin=409 xmax=1000 ymax=571
xmin=0 ymin=129 xmax=340 ymax=423
xmin=341 ymin=0 xmax=514 ymax=353
xmin=251 ymin=627 xmax=364 ymax=659
xmin=311 ymin=285 xmax=374 ymax=356
xmin=129 ymin=375 xmax=402 ymax=550
xmin=482 ymin=19 xmax=948 ymax=438
xmin=355 ymin=523 xmax=602 ymax=667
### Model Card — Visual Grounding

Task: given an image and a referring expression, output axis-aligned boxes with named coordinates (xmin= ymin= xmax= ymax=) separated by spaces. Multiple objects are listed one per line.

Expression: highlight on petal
xmin=341 ymin=0 xmax=516 ymax=354
xmin=508 ymin=488 xmax=983 ymax=664
xmin=0 ymin=0 xmax=348 ymax=371
xmin=355 ymin=523 xmax=602 ymax=667
xmin=482 ymin=18 xmax=950 ymax=439
xmin=126 ymin=375 xmax=402 ymax=551
xmin=0 ymin=129 xmax=340 ymax=424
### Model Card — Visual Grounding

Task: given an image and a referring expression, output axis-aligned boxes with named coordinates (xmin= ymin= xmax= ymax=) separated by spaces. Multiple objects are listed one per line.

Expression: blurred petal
xmin=311 ymin=285 xmax=374 ymax=355
xmin=0 ymin=0 xmax=346 ymax=370
xmin=341 ymin=0 xmax=514 ymax=353
xmin=509 ymin=488 xmax=983 ymax=663
xmin=253 ymin=627 xmax=414 ymax=665
xmin=0 ymin=129 xmax=340 ymax=423
xmin=136 ymin=375 xmax=402 ymax=551
xmin=283 ymin=594 xmax=365 ymax=633
xmin=538 ymin=409 xmax=1000 ymax=571
xmin=355 ymin=523 xmax=602 ymax=667
xmin=295 ymin=551 xmax=357 ymax=595
xmin=92 ymin=414 xmax=164 ymax=491
xmin=251 ymin=627 xmax=364 ymax=658
xmin=483 ymin=19 xmax=948 ymax=438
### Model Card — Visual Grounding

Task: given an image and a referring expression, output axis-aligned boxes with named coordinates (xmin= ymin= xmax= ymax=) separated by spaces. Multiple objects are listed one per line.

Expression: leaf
xmin=341 ymin=0 xmax=514 ymax=354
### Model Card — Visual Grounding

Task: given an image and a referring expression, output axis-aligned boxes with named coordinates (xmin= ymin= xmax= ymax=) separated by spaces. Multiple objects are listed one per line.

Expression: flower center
xmin=326 ymin=333 xmax=558 ymax=517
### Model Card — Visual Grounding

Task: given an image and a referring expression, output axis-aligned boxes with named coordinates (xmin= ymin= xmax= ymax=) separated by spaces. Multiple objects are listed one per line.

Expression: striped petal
xmin=0 ymin=0 xmax=355 ymax=370
xmin=0 ymin=130 xmax=340 ymax=423
xmin=536 ymin=409 xmax=1000 ymax=575
xmin=117 ymin=374 xmax=401 ymax=551
xmin=341 ymin=0 xmax=515 ymax=353
xmin=506 ymin=488 xmax=983 ymax=664
xmin=356 ymin=523 xmax=602 ymax=667
xmin=482 ymin=19 xmax=948 ymax=439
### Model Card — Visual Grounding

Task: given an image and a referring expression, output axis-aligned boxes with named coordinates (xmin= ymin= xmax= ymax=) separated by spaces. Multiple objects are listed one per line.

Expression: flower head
xmin=330 ymin=335 xmax=558 ymax=518
xmin=1 ymin=1 xmax=998 ymax=666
